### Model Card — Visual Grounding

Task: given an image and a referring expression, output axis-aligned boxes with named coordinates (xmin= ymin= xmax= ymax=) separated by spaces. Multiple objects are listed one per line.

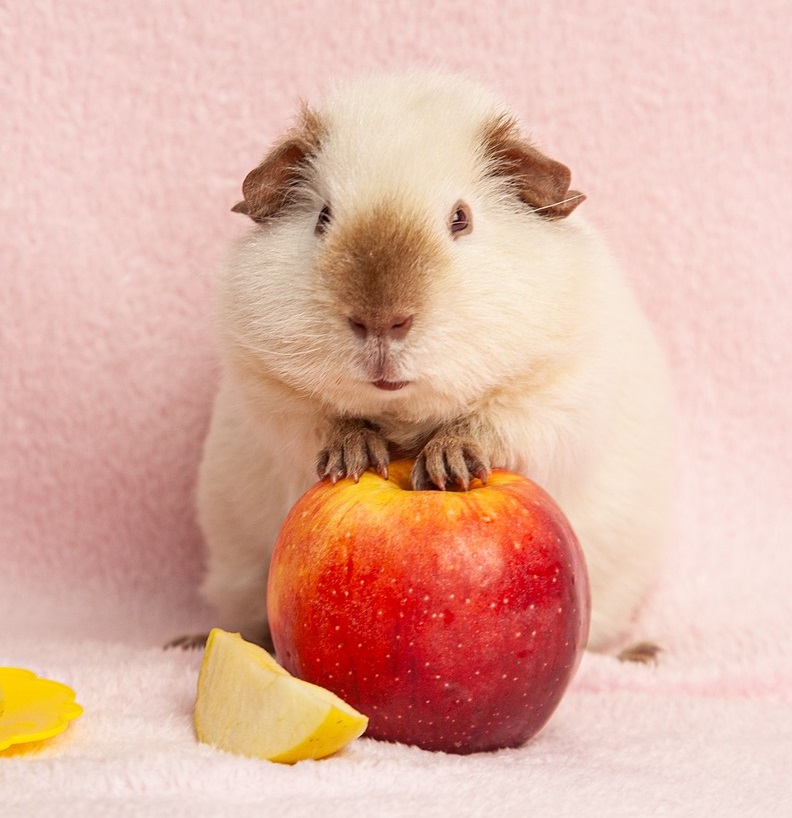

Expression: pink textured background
xmin=2 ymin=0 xmax=790 ymax=660
xmin=3 ymin=4 xmax=792 ymax=814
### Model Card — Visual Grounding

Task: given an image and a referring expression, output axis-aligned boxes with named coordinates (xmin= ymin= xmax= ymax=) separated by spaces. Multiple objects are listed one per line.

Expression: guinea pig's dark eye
xmin=449 ymin=202 xmax=472 ymax=237
xmin=315 ymin=205 xmax=332 ymax=236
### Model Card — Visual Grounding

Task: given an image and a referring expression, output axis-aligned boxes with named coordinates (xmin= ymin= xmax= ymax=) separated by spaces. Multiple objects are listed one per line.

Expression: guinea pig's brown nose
xmin=348 ymin=314 xmax=414 ymax=341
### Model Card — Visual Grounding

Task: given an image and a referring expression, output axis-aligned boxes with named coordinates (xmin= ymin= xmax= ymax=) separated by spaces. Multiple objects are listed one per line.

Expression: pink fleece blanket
xmin=2 ymin=2 xmax=791 ymax=815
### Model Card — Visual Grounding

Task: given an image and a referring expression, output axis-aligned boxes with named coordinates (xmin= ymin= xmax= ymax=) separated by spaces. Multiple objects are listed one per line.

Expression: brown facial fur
xmin=232 ymin=105 xmax=326 ymax=222
xmin=318 ymin=203 xmax=449 ymax=329
xmin=482 ymin=115 xmax=585 ymax=219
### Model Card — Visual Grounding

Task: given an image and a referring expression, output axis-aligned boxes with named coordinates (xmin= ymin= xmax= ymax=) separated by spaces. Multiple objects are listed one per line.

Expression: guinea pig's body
xmin=196 ymin=72 xmax=673 ymax=653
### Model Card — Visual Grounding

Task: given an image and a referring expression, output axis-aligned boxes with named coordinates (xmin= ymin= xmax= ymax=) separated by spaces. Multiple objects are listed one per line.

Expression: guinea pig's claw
xmin=317 ymin=418 xmax=391 ymax=485
xmin=412 ymin=433 xmax=491 ymax=492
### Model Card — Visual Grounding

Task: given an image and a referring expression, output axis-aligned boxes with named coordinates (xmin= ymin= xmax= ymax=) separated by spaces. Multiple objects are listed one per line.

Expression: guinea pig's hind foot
xmin=164 ymin=629 xmax=275 ymax=653
xmin=164 ymin=633 xmax=210 ymax=651
xmin=617 ymin=641 xmax=662 ymax=665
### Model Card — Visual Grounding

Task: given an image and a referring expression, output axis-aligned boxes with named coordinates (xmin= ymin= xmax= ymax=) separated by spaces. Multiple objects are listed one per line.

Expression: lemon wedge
xmin=194 ymin=629 xmax=368 ymax=763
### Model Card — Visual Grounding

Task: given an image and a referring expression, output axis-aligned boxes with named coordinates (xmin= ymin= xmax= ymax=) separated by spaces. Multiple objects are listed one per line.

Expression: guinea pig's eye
xmin=315 ymin=205 xmax=332 ymax=236
xmin=449 ymin=202 xmax=472 ymax=238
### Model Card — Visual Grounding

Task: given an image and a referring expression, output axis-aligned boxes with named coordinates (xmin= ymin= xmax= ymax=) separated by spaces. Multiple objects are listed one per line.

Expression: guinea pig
xmin=195 ymin=71 xmax=673 ymax=657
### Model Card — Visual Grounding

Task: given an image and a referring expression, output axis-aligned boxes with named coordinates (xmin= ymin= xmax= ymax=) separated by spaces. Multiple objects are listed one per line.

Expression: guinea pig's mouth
xmin=371 ymin=379 xmax=410 ymax=391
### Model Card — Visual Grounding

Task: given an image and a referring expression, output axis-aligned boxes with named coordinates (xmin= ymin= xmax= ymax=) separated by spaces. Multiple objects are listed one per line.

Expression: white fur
xmin=197 ymin=72 xmax=673 ymax=651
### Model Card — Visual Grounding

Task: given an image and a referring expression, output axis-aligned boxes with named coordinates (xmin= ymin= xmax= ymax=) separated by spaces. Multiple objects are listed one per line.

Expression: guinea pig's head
xmin=224 ymin=72 xmax=586 ymax=422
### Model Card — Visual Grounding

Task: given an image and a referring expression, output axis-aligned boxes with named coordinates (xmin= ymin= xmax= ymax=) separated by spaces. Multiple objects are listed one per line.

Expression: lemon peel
xmin=0 ymin=667 xmax=83 ymax=752
xmin=194 ymin=628 xmax=368 ymax=763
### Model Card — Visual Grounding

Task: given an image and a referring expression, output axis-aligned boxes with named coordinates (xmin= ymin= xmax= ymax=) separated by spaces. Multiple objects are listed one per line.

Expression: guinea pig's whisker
xmin=238 ymin=338 xmax=326 ymax=360
xmin=255 ymin=346 xmax=323 ymax=360
xmin=531 ymin=193 xmax=586 ymax=213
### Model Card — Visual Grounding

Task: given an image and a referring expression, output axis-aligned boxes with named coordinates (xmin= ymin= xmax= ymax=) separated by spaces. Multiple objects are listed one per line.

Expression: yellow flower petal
xmin=0 ymin=668 xmax=83 ymax=752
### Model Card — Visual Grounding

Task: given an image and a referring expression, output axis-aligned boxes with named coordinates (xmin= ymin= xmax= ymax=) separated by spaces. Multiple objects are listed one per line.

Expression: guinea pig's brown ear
xmin=232 ymin=105 xmax=325 ymax=222
xmin=482 ymin=116 xmax=585 ymax=220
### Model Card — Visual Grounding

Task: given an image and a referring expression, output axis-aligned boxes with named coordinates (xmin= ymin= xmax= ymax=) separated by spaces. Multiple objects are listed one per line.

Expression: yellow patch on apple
xmin=194 ymin=628 xmax=368 ymax=763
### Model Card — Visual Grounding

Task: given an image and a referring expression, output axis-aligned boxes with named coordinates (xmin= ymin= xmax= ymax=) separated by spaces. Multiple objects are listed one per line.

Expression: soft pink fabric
xmin=2 ymin=1 xmax=790 ymax=814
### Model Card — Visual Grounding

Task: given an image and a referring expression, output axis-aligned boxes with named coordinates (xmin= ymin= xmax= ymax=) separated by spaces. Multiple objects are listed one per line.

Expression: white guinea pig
xmin=196 ymin=71 xmax=673 ymax=656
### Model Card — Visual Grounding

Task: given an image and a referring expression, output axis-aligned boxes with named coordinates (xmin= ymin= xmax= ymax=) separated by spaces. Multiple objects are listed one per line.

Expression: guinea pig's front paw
xmin=317 ymin=417 xmax=390 ymax=484
xmin=412 ymin=426 xmax=491 ymax=491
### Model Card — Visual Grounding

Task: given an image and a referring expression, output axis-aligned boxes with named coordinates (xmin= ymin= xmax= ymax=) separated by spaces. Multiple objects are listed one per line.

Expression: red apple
xmin=267 ymin=459 xmax=590 ymax=754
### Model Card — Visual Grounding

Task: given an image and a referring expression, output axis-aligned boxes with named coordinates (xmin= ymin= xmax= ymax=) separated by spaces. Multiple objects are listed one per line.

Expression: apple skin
xmin=267 ymin=459 xmax=590 ymax=754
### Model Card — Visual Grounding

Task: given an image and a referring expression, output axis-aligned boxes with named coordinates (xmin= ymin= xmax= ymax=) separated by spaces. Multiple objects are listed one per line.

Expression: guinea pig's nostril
xmin=348 ymin=317 xmax=368 ymax=339
xmin=388 ymin=315 xmax=413 ymax=341
xmin=348 ymin=314 xmax=413 ymax=341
